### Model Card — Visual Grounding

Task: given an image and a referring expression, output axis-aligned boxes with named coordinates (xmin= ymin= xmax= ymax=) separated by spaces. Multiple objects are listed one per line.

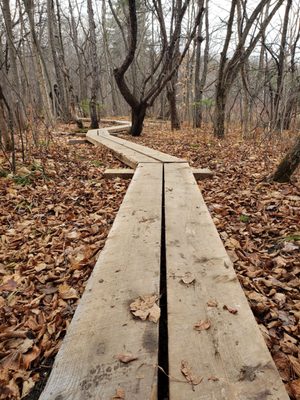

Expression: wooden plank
xmin=107 ymin=125 xmax=130 ymax=135
xmin=164 ymin=162 xmax=289 ymax=400
xmin=192 ymin=167 xmax=214 ymax=179
xmin=101 ymin=119 xmax=130 ymax=125
xmin=40 ymin=163 xmax=163 ymax=400
xmin=103 ymin=133 xmax=186 ymax=163
xmin=67 ymin=139 xmax=88 ymax=145
xmin=86 ymin=130 xmax=159 ymax=168
xmin=104 ymin=168 xmax=135 ymax=179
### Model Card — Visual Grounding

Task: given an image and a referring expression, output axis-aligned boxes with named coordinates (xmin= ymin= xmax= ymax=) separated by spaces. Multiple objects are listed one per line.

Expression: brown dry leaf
xmin=223 ymin=305 xmax=238 ymax=314
xmin=273 ymin=352 xmax=290 ymax=382
xmin=130 ymin=294 xmax=160 ymax=323
xmin=207 ymin=299 xmax=218 ymax=308
xmin=180 ymin=360 xmax=203 ymax=386
xmin=1 ymin=352 xmax=22 ymax=371
xmin=115 ymin=352 xmax=138 ymax=364
xmin=22 ymin=377 xmax=35 ymax=398
xmin=19 ymin=338 xmax=34 ymax=354
xmin=66 ymin=230 xmax=80 ymax=240
xmin=112 ymin=388 xmax=125 ymax=399
xmin=0 ymin=279 xmax=18 ymax=292
xmin=58 ymin=283 xmax=78 ymax=300
xmin=289 ymin=379 xmax=300 ymax=399
xmin=23 ymin=345 xmax=40 ymax=369
xmin=180 ymin=272 xmax=196 ymax=285
xmin=34 ymin=262 xmax=47 ymax=272
xmin=289 ymin=356 xmax=300 ymax=377
xmin=194 ymin=319 xmax=211 ymax=331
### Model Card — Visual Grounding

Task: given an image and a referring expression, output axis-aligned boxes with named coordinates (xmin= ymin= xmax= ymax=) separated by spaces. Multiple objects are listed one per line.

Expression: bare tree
xmin=193 ymin=0 xmax=208 ymax=128
xmin=113 ymin=0 xmax=204 ymax=136
xmin=213 ymin=0 xmax=284 ymax=138
xmin=87 ymin=0 xmax=100 ymax=128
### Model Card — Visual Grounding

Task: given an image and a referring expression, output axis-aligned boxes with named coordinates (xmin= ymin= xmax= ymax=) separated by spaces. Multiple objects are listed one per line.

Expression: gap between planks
xmin=39 ymin=163 xmax=163 ymax=400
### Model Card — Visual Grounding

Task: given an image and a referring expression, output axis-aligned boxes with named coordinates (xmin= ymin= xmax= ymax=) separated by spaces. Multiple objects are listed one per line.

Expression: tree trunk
xmin=273 ymin=0 xmax=292 ymax=131
xmin=24 ymin=0 xmax=54 ymax=126
xmin=131 ymin=103 xmax=147 ymax=136
xmin=272 ymin=136 xmax=300 ymax=182
xmin=193 ymin=0 xmax=206 ymax=128
xmin=1 ymin=0 xmax=26 ymax=129
xmin=167 ymin=84 xmax=180 ymax=130
xmin=87 ymin=0 xmax=100 ymax=129
xmin=214 ymin=85 xmax=227 ymax=138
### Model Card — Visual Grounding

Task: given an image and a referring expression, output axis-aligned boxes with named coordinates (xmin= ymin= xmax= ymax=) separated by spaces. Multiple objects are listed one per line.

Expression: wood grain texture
xmin=86 ymin=129 xmax=158 ymax=168
xmin=67 ymin=138 xmax=88 ymax=145
xmin=103 ymin=132 xmax=185 ymax=163
xmin=104 ymin=168 xmax=135 ymax=179
xmin=192 ymin=167 xmax=214 ymax=179
xmin=39 ymin=163 xmax=162 ymax=400
xmin=164 ymin=162 xmax=289 ymax=400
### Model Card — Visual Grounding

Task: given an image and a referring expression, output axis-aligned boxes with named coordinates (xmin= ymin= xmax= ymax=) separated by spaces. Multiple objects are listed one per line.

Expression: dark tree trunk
xmin=87 ymin=0 xmax=100 ymax=129
xmin=214 ymin=85 xmax=227 ymax=138
xmin=90 ymin=96 xmax=99 ymax=129
xmin=272 ymin=136 xmax=300 ymax=182
xmin=167 ymin=86 xmax=180 ymax=130
xmin=131 ymin=103 xmax=147 ymax=136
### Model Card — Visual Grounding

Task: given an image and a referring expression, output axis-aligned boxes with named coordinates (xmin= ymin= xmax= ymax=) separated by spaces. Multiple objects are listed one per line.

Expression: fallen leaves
xmin=130 ymin=294 xmax=160 ymax=323
xmin=207 ymin=299 xmax=218 ymax=308
xmin=112 ymin=388 xmax=125 ymax=399
xmin=180 ymin=272 xmax=196 ymax=285
xmin=115 ymin=352 xmax=138 ymax=364
xmin=194 ymin=319 xmax=211 ymax=331
xmin=180 ymin=360 xmax=203 ymax=387
xmin=0 ymin=124 xmax=128 ymax=399
xmin=223 ymin=305 xmax=238 ymax=315
xmin=58 ymin=283 xmax=78 ymax=300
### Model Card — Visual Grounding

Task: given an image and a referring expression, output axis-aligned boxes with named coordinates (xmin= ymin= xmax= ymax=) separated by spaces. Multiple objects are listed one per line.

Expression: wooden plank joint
xmin=104 ymin=168 xmax=135 ymax=179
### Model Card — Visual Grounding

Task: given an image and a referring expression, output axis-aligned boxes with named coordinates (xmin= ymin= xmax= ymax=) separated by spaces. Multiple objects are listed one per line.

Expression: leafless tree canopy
xmin=0 ymin=0 xmax=299 ymax=176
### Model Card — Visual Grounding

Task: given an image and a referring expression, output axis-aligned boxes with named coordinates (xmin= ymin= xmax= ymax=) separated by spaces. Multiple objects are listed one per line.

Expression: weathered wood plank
xmin=86 ymin=130 xmax=159 ymax=168
xmin=103 ymin=168 xmax=213 ymax=180
xmin=40 ymin=163 xmax=162 ymax=400
xmin=107 ymin=125 xmax=130 ymax=135
xmin=104 ymin=168 xmax=135 ymax=179
xmin=192 ymin=167 xmax=214 ymax=179
xmin=98 ymin=129 xmax=186 ymax=163
xmin=164 ymin=162 xmax=289 ymax=400
xmin=67 ymin=139 xmax=88 ymax=145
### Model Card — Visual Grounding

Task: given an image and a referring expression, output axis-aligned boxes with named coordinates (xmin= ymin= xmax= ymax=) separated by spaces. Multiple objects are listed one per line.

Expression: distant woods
xmin=0 ymin=0 xmax=299 ymax=178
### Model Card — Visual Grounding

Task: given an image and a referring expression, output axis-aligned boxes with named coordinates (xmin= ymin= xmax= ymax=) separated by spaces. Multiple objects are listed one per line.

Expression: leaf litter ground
xmin=121 ymin=121 xmax=300 ymax=399
xmin=0 ymin=124 xmax=129 ymax=399
xmin=1 ymin=120 xmax=299 ymax=399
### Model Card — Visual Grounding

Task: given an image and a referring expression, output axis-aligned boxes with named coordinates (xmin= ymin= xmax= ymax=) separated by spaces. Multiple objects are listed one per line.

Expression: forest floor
xmin=0 ymin=120 xmax=299 ymax=399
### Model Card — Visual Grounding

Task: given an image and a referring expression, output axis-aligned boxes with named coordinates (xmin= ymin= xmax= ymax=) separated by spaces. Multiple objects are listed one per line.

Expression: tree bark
xmin=272 ymin=136 xmax=300 ymax=182
xmin=167 ymin=83 xmax=180 ymax=130
xmin=1 ymin=0 xmax=26 ymax=129
xmin=193 ymin=0 xmax=206 ymax=128
xmin=47 ymin=0 xmax=70 ymax=121
xmin=214 ymin=84 xmax=227 ymax=138
xmin=131 ymin=103 xmax=147 ymax=136
xmin=273 ymin=0 xmax=292 ymax=131
xmin=24 ymin=0 xmax=54 ymax=126
xmin=87 ymin=0 xmax=100 ymax=129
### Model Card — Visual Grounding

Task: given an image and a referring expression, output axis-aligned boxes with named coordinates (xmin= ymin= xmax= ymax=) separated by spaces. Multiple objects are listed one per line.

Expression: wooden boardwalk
xmin=40 ymin=123 xmax=289 ymax=399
